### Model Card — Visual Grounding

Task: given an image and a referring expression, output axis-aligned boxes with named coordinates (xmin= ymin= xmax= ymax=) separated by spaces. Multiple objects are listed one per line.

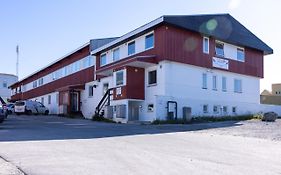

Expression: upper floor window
xmin=234 ymin=79 xmax=242 ymax=93
xmin=100 ymin=54 xmax=107 ymax=66
xmin=113 ymin=48 xmax=120 ymax=61
xmin=237 ymin=48 xmax=245 ymax=62
xmin=148 ymin=70 xmax=157 ymax=85
xmin=116 ymin=70 xmax=124 ymax=86
xmin=203 ymin=37 xmax=209 ymax=54
xmin=33 ymin=81 xmax=38 ymax=88
xmin=128 ymin=41 xmax=136 ymax=56
xmin=215 ymin=41 xmax=224 ymax=57
xmin=145 ymin=33 xmax=154 ymax=50
xmin=3 ymin=81 xmax=7 ymax=88
xmin=202 ymin=73 xmax=207 ymax=89
xmin=38 ymin=78 xmax=44 ymax=86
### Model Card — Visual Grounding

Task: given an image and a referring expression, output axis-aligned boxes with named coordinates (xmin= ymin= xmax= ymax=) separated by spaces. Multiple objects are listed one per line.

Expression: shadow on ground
xmin=0 ymin=115 xmax=242 ymax=142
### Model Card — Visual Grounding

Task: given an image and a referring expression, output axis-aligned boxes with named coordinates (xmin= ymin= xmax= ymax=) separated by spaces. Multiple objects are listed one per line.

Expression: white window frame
xmin=203 ymin=37 xmax=209 ymax=54
xmin=115 ymin=70 xmax=125 ymax=87
xmin=215 ymin=41 xmax=224 ymax=57
xmin=222 ymin=76 xmax=227 ymax=92
xmin=145 ymin=33 xmax=154 ymax=50
xmin=213 ymin=105 xmax=219 ymax=114
xmin=212 ymin=75 xmax=217 ymax=90
xmin=100 ymin=53 xmax=107 ymax=67
xmin=113 ymin=48 xmax=120 ymax=61
xmin=128 ymin=41 xmax=136 ymax=56
xmin=234 ymin=79 xmax=242 ymax=93
xmin=88 ymin=85 xmax=94 ymax=97
xmin=203 ymin=105 xmax=208 ymax=113
xmin=202 ymin=73 xmax=207 ymax=89
xmin=148 ymin=70 xmax=157 ymax=86
xmin=237 ymin=48 xmax=245 ymax=62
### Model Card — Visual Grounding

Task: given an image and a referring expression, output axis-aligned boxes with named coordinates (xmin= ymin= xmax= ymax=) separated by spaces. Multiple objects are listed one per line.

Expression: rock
xmin=262 ymin=112 xmax=278 ymax=122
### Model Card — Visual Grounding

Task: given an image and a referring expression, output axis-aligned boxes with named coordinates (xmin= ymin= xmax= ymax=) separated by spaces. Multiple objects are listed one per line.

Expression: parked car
xmin=15 ymin=100 xmax=49 ymax=115
xmin=6 ymin=103 xmax=15 ymax=114
xmin=0 ymin=106 xmax=7 ymax=123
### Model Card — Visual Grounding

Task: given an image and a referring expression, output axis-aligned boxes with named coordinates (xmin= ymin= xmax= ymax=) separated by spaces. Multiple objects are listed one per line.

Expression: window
xmin=73 ymin=61 xmax=80 ymax=72
xmin=213 ymin=105 xmax=219 ymax=113
xmin=237 ymin=48 xmax=245 ymax=62
xmin=145 ymin=33 xmax=154 ymax=49
xmin=38 ymin=78 xmax=44 ymax=86
xmin=148 ymin=104 xmax=154 ymax=112
xmin=234 ymin=79 xmax=242 ymax=93
xmin=223 ymin=106 xmax=228 ymax=113
xmin=203 ymin=37 xmax=209 ymax=54
xmin=116 ymin=71 xmax=124 ymax=86
xmin=222 ymin=77 xmax=227 ymax=92
xmin=215 ymin=41 xmax=224 ymax=57
xmin=33 ymin=81 xmax=38 ymax=88
xmin=41 ymin=97 xmax=44 ymax=105
xmin=232 ymin=107 xmax=237 ymax=113
xmin=148 ymin=70 xmax=157 ymax=85
xmin=202 ymin=73 xmax=207 ymax=89
xmin=3 ymin=81 xmax=7 ymax=88
xmin=100 ymin=54 xmax=107 ymax=66
xmin=113 ymin=48 xmax=120 ymax=61
xmin=48 ymin=95 xmax=51 ymax=105
xmin=203 ymin=105 xmax=208 ymax=113
xmin=128 ymin=41 xmax=136 ymax=55
xmin=212 ymin=76 xmax=217 ymax=90
xmin=56 ymin=94 xmax=59 ymax=104
xmin=88 ymin=85 xmax=93 ymax=97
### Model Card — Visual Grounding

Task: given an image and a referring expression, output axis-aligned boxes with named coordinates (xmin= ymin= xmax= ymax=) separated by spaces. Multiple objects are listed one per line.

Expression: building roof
xmin=10 ymin=38 xmax=117 ymax=88
xmin=91 ymin=14 xmax=273 ymax=55
xmin=0 ymin=73 xmax=18 ymax=78
xmin=90 ymin=37 xmax=119 ymax=51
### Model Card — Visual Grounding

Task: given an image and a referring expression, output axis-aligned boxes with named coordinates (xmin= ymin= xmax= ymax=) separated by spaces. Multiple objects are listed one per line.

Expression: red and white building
xmin=10 ymin=14 xmax=275 ymax=122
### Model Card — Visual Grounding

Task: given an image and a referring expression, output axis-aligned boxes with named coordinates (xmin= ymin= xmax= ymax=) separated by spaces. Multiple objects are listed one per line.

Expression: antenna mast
xmin=16 ymin=45 xmax=19 ymax=77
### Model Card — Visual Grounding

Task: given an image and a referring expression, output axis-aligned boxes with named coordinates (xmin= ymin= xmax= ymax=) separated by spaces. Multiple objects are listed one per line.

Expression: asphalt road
xmin=0 ymin=115 xmax=281 ymax=175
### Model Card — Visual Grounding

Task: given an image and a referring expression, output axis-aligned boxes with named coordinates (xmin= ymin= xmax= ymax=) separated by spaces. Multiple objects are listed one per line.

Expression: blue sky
xmin=0 ymin=0 xmax=280 ymax=91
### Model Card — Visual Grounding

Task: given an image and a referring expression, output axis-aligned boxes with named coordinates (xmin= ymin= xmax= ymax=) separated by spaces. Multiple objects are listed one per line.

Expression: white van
xmin=15 ymin=100 xmax=49 ymax=115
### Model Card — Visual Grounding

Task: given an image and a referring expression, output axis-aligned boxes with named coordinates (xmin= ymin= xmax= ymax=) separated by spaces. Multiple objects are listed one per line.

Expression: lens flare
xmin=206 ymin=19 xmax=218 ymax=31
xmin=184 ymin=37 xmax=198 ymax=52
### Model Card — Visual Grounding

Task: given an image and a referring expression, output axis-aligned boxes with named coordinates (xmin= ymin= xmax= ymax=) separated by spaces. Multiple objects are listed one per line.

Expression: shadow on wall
xmin=0 ymin=115 xmax=243 ymax=142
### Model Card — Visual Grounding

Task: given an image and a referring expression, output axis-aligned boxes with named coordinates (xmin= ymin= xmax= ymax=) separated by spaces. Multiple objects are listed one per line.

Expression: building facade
xmin=261 ymin=84 xmax=281 ymax=105
xmin=10 ymin=14 xmax=273 ymax=122
xmin=0 ymin=73 xmax=18 ymax=103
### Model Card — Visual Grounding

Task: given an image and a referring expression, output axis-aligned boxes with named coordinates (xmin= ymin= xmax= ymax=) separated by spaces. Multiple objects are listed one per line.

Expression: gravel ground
xmin=196 ymin=119 xmax=281 ymax=141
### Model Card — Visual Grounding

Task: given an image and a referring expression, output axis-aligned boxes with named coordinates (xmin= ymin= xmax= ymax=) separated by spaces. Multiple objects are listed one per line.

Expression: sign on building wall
xmin=212 ymin=57 xmax=229 ymax=70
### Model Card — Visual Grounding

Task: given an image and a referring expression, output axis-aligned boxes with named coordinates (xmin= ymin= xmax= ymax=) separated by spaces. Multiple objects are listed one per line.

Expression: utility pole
xmin=16 ymin=45 xmax=19 ymax=77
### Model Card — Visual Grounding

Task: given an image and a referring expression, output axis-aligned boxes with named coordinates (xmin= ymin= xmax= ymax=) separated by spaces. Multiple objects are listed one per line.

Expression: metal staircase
xmin=94 ymin=88 xmax=113 ymax=117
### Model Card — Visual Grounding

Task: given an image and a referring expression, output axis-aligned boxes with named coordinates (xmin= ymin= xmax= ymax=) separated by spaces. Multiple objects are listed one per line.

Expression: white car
xmin=15 ymin=100 xmax=49 ymax=115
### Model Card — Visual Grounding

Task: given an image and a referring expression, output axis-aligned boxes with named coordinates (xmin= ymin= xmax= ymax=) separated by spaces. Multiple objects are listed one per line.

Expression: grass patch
xmin=92 ymin=115 xmax=116 ymax=123
xmin=152 ymin=114 xmax=257 ymax=125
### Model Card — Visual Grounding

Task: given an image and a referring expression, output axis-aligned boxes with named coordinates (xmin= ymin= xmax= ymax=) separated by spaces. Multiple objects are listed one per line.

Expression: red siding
xmin=112 ymin=67 xmax=145 ymax=100
xmin=11 ymin=45 xmax=90 ymax=88
xmin=158 ymin=25 xmax=264 ymax=78
xmin=11 ymin=67 xmax=94 ymax=101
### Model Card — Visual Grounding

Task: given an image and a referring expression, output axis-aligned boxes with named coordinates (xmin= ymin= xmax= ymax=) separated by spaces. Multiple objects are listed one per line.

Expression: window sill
xmin=145 ymin=46 xmax=154 ymax=51
xmin=148 ymin=83 xmax=157 ymax=87
xmin=212 ymin=89 xmax=218 ymax=91
xmin=234 ymin=91 xmax=242 ymax=94
xmin=202 ymin=87 xmax=208 ymax=90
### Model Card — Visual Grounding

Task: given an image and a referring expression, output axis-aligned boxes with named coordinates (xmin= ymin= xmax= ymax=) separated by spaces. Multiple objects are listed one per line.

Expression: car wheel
xmin=44 ymin=110 xmax=49 ymax=115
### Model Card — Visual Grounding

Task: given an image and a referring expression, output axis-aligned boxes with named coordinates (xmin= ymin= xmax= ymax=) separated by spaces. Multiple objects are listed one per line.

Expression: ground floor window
xmin=232 ymin=107 xmax=237 ymax=113
xmin=223 ymin=106 xmax=228 ymax=113
xmin=213 ymin=105 xmax=219 ymax=114
xmin=48 ymin=95 xmax=51 ymax=104
xmin=148 ymin=70 xmax=157 ymax=85
xmin=89 ymin=85 xmax=93 ymax=97
xmin=41 ymin=97 xmax=44 ymax=105
xmin=203 ymin=105 xmax=208 ymax=113
xmin=148 ymin=104 xmax=154 ymax=112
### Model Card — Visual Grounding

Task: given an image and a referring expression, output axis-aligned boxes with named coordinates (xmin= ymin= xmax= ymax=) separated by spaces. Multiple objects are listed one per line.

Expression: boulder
xmin=262 ymin=112 xmax=278 ymax=122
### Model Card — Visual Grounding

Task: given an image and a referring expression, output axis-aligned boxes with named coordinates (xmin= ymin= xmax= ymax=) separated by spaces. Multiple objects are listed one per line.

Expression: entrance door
xmin=70 ymin=92 xmax=79 ymax=112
